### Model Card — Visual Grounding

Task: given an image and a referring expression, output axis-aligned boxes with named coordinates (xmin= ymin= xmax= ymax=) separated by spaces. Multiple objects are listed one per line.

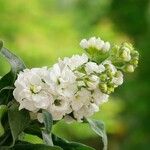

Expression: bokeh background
xmin=0 ymin=0 xmax=150 ymax=149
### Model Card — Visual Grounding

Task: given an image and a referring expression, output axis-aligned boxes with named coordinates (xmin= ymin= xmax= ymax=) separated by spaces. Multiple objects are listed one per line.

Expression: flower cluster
xmin=110 ymin=42 xmax=139 ymax=73
xmin=80 ymin=37 xmax=110 ymax=53
xmin=13 ymin=37 xmax=139 ymax=122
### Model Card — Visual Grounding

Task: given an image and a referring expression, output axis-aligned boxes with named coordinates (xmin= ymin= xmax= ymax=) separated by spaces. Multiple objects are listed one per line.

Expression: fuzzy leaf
xmin=42 ymin=131 xmax=53 ymax=146
xmin=42 ymin=110 xmax=53 ymax=134
xmin=85 ymin=118 xmax=107 ymax=150
xmin=0 ymin=42 xmax=26 ymax=104
xmin=42 ymin=110 xmax=53 ymax=146
xmin=8 ymin=103 xmax=30 ymax=147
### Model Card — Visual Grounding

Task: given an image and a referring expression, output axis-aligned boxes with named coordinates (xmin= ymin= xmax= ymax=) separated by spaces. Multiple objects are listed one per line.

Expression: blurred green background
xmin=0 ymin=0 xmax=150 ymax=149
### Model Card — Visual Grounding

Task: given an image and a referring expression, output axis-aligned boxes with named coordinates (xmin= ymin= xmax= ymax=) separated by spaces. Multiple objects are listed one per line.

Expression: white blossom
xmin=103 ymin=60 xmax=117 ymax=74
xmin=48 ymin=63 xmax=77 ymax=97
xmin=59 ymin=54 xmax=88 ymax=70
xmin=86 ymin=75 xmax=99 ymax=90
xmin=13 ymin=68 xmax=53 ymax=112
xmin=85 ymin=62 xmax=99 ymax=75
xmin=85 ymin=62 xmax=105 ymax=75
xmin=80 ymin=37 xmax=110 ymax=52
xmin=73 ymin=103 xmax=99 ymax=122
xmin=71 ymin=88 xmax=91 ymax=111
xmin=48 ymin=96 xmax=72 ymax=120
xmin=92 ymin=89 xmax=109 ymax=105
xmin=121 ymin=47 xmax=131 ymax=62
xmin=112 ymin=71 xmax=123 ymax=86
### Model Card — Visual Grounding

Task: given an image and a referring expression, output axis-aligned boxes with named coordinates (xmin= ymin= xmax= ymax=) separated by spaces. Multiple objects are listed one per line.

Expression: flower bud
xmin=80 ymin=37 xmax=111 ymax=63
xmin=131 ymin=58 xmax=138 ymax=66
xmin=106 ymin=69 xmax=114 ymax=78
xmin=120 ymin=47 xmax=131 ymax=62
xmin=99 ymin=83 xmax=107 ymax=93
xmin=107 ymin=86 xmax=115 ymax=94
xmin=80 ymin=37 xmax=111 ymax=53
xmin=110 ymin=42 xmax=139 ymax=74
xmin=124 ymin=64 xmax=134 ymax=73
xmin=100 ymin=74 xmax=107 ymax=81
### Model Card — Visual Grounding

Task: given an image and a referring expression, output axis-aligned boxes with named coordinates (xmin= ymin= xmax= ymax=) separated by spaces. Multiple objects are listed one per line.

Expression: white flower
xmin=74 ymin=71 xmax=85 ymax=78
xmin=73 ymin=103 xmax=99 ymax=122
xmin=112 ymin=71 xmax=123 ymax=86
xmin=49 ymin=63 xmax=76 ymax=85
xmin=85 ymin=62 xmax=105 ymax=75
xmin=92 ymin=89 xmax=109 ymax=105
xmin=85 ymin=62 xmax=99 ymax=75
xmin=121 ymin=47 xmax=131 ymax=62
xmin=98 ymin=64 xmax=106 ymax=73
xmin=77 ymin=80 xmax=86 ymax=88
xmin=48 ymin=63 xmax=77 ymax=97
xmin=59 ymin=54 xmax=88 ymax=70
xmin=103 ymin=60 xmax=117 ymax=73
xmin=48 ymin=96 xmax=72 ymax=120
xmin=79 ymin=39 xmax=89 ymax=49
xmin=80 ymin=37 xmax=110 ymax=52
xmin=63 ymin=115 xmax=75 ymax=124
xmin=71 ymin=88 xmax=91 ymax=111
xmin=31 ymin=67 xmax=51 ymax=84
xmin=13 ymin=68 xmax=53 ymax=112
xmin=84 ymin=103 xmax=99 ymax=117
xmin=86 ymin=75 xmax=99 ymax=90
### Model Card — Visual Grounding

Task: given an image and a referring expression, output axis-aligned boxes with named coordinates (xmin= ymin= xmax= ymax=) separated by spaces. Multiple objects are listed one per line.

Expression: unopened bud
xmin=120 ymin=48 xmax=131 ymax=62
xmin=99 ymin=83 xmax=107 ymax=93
xmin=106 ymin=69 xmax=114 ymax=77
xmin=132 ymin=51 xmax=139 ymax=57
xmin=107 ymin=86 xmax=115 ymax=94
xmin=125 ymin=65 xmax=134 ymax=73
xmin=131 ymin=59 xmax=138 ymax=66
xmin=100 ymin=74 xmax=107 ymax=81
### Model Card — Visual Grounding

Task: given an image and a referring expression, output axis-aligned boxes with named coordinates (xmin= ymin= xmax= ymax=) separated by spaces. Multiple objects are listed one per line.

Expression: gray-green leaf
xmin=8 ymin=103 xmax=30 ymax=147
xmin=42 ymin=110 xmax=53 ymax=134
xmin=0 ymin=41 xmax=26 ymax=104
xmin=42 ymin=131 xmax=53 ymax=146
xmin=42 ymin=110 xmax=53 ymax=146
xmin=85 ymin=118 xmax=108 ymax=150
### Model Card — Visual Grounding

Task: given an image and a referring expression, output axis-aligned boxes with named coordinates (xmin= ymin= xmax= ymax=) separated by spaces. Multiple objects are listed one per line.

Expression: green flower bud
xmin=109 ymin=42 xmax=139 ymax=74
xmin=130 ymin=58 xmax=138 ymax=66
xmin=124 ymin=64 xmax=134 ymax=73
xmin=132 ymin=50 xmax=139 ymax=57
xmin=99 ymin=83 xmax=107 ymax=93
xmin=106 ymin=69 xmax=114 ymax=78
xmin=120 ymin=47 xmax=131 ymax=62
xmin=111 ymin=45 xmax=120 ymax=56
xmin=107 ymin=86 xmax=115 ymax=94
xmin=104 ymin=64 xmax=110 ymax=69
xmin=100 ymin=74 xmax=107 ymax=81
xmin=122 ymin=42 xmax=133 ymax=50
